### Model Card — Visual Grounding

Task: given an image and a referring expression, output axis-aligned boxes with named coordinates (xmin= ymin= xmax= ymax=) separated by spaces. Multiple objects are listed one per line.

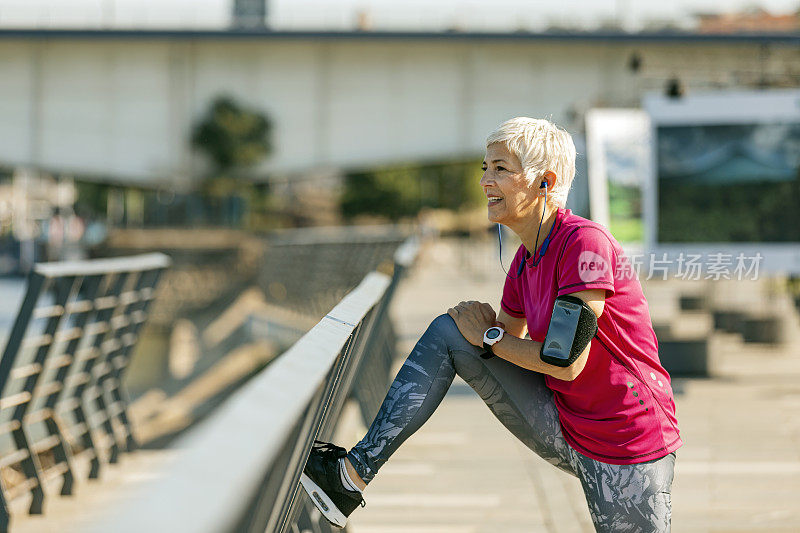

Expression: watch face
xmin=486 ymin=328 xmax=501 ymax=340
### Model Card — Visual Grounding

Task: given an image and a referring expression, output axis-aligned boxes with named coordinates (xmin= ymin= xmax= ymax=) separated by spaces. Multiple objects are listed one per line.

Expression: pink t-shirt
xmin=501 ymin=207 xmax=682 ymax=465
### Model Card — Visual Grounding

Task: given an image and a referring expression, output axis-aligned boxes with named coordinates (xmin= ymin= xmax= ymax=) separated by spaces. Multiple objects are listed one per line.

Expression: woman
xmin=301 ymin=117 xmax=682 ymax=532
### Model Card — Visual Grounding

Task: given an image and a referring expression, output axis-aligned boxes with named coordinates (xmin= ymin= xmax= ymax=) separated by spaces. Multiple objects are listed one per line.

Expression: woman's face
xmin=481 ymin=142 xmax=538 ymax=226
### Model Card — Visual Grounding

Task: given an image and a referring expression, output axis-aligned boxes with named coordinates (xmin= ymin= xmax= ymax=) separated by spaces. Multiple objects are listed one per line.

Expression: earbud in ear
xmin=539 ymin=171 xmax=556 ymax=189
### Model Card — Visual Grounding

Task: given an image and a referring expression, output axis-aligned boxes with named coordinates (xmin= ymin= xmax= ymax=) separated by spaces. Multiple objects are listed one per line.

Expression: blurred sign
xmin=585 ymin=108 xmax=650 ymax=245
xmin=644 ymin=89 xmax=800 ymax=274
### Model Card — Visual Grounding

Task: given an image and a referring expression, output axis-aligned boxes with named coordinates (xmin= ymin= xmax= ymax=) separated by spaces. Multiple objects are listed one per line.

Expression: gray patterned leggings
xmin=346 ymin=314 xmax=675 ymax=532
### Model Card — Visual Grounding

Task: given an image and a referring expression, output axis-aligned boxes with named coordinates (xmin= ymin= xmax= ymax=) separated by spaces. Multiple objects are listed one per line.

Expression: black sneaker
xmin=300 ymin=440 xmax=366 ymax=528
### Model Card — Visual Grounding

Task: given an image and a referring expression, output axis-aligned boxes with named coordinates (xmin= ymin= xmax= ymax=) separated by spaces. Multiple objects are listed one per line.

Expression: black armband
xmin=540 ymin=295 xmax=598 ymax=368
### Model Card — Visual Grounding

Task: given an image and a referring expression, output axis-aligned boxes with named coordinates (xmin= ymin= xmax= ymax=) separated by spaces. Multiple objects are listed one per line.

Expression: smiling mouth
xmin=487 ymin=197 xmax=503 ymax=206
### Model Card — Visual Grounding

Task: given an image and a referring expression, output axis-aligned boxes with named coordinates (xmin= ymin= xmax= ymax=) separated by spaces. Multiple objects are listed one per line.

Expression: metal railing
xmin=0 ymin=253 xmax=170 ymax=532
xmin=99 ymin=236 xmax=420 ymax=533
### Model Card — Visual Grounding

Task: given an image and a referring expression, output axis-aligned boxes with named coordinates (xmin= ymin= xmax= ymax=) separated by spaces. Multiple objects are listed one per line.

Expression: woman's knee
xmin=428 ymin=313 xmax=469 ymax=346
xmin=429 ymin=313 xmax=455 ymax=336
xmin=428 ymin=313 xmax=486 ymax=368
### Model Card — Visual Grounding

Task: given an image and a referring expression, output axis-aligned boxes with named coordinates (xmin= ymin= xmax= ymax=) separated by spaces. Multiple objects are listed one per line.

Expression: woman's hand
xmin=447 ymin=301 xmax=498 ymax=347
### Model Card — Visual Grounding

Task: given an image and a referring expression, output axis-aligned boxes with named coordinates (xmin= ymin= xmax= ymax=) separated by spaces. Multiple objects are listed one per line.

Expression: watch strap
xmin=480 ymin=343 xmax=496 ymax=359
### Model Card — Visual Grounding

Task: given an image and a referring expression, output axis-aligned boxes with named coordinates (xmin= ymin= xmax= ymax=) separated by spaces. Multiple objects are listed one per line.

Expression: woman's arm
xmin=448 ymin=289 xmax=605 ymax=381
xmin=492 ymin=289 xmax=606 ymax=381
xmin=497 ymin=308 xmax=527 ymax=339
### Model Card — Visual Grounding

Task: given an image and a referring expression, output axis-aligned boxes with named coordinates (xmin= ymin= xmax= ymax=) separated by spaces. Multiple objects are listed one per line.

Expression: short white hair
xmin=485 ymin=117 xmax=576 ymax=208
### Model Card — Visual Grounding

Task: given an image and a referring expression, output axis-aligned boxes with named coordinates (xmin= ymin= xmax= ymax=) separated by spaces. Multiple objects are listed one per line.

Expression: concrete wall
xmin=0 ymin=34 xmax=795 ymax=185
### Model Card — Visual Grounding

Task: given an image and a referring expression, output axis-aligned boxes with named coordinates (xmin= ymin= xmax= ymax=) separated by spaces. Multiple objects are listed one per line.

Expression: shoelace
xmin=311 ymin=440 xmax=367 ymax=507
xmin=312 ymin=439 xmax=347 ymax=458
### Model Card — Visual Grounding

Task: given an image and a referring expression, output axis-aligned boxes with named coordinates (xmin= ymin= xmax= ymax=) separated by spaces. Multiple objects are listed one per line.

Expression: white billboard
xmin=643 ymin=89 xmax=800 ymax=275
xmin=585 ymin=108 xmax=651 ymax=245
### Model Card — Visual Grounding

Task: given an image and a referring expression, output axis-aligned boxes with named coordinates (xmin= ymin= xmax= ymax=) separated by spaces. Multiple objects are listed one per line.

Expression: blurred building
xmin=697 ymin=8 xmax=800 ymax=34
xmin=1 ymin=28 xmax=798 ymax=191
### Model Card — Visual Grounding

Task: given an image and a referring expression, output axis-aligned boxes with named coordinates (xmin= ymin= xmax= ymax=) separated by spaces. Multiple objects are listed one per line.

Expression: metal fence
xmin=98 ymin=236 xmax=419 ymax=533
xmin=0 ymin=253 xmax=170 ymax=532
xmin=258 ymin=225 xmax=411 ymax=319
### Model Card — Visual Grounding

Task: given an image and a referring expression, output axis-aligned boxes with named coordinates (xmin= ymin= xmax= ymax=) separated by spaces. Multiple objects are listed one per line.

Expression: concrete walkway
xmin=10 ymin=449 xmax=178 ymax=533
xmin=344 ymin=237 xmax=800 ymax=533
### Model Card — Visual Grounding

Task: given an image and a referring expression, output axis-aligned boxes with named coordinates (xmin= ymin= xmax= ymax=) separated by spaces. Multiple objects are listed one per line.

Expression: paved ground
xmin=10 ymin=449 xmax=178 ymax=533
xmin=8 ymin=237 xmax=800 ymax=532
xmin=344 ymin=237 xmax=800 ymax=533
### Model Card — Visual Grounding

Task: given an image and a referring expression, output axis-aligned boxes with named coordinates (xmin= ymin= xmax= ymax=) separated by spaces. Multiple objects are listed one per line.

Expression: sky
xmin=0 ymin=0 xmax=798 ymax=31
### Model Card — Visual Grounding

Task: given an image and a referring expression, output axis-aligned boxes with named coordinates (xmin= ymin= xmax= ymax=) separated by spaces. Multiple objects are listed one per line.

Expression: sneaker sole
xmin=300 ymin=472 xmax=347 ymax=528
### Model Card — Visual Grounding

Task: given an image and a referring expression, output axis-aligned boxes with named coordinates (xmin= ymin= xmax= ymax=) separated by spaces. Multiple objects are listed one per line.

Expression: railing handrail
xmin=33 ymin=252 xmax=170 ymax=278
xmin=97 ymin=271 xmax=393 ymax=533
xmin=394 ymin=235 xmax=420 ymax=268
xmin=264 ymin=223 xmax=410 ymax=246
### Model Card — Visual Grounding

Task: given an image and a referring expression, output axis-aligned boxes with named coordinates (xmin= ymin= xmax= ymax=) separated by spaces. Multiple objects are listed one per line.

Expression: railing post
xmin=23 ymin=275 xmax=80 ymax=498
xmin=90 ymin=272 xmax=130 ymax=464
xmin=49 ymin=274 xmax=103 ymax=484
xmin=0 ymin=272 xmax=48 ymax=520
xmin=111 ymin=268 xmax=164 ymax=451
xmin=102 ymin=268 xmax=161 ymax=452
xmin=62 ymin=273 xmax=120 ymax=479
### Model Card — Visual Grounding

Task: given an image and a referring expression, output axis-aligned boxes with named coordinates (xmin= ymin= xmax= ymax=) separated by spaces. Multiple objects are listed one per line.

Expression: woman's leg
xmin=346 ymin=313 xmax=574 ymax=484
xmin=567 ymin=449 xmax=676 ymax=533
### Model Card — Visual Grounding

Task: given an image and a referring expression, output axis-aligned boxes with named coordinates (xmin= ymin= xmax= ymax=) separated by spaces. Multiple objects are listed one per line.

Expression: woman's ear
xmin=540 ymin=170 xmax=557 ymax=192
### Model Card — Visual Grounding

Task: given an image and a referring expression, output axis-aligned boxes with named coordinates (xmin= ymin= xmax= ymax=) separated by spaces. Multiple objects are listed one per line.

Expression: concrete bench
xmin=742 ymin=316 xmax=788 ymax=345
xmin=679 ymin=294 xmax=706 ymax=312
xmin=658 ymin=337 xmax=710 ymax=377
xmin=712 ymin=310 xmax=746 ymax=334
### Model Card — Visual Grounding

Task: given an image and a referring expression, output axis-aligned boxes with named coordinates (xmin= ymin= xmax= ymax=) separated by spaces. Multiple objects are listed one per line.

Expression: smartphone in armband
xmin=540 ymin=295 xmax=597 ymax=368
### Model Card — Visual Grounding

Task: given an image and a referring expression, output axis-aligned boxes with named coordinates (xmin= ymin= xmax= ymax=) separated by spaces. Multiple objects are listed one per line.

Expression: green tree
xmin=341 ymin=159 xmax=485 ymax=222
xmin=190 ymin=96 xmax=272 ymax=226
xmin=191 ymin=96 xmax=272 ymax=175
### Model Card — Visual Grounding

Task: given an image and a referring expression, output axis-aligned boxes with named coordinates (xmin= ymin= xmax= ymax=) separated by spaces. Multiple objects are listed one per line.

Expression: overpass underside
xmin=1 ymin=31 xmax=797 ymax=185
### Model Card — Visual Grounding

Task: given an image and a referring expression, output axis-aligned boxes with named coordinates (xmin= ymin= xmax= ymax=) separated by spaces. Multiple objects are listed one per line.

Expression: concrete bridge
xmin=2 ymin=28 xmax=799 ymax=186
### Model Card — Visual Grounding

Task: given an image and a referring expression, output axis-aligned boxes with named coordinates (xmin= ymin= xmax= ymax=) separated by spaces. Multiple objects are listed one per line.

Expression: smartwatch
xmin=481 ymin=326 xmax=505 ymax=359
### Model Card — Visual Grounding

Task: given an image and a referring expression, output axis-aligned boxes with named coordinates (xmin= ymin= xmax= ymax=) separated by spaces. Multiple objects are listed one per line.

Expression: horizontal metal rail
xmin=33 ymin=253 xmax=171 ymax=278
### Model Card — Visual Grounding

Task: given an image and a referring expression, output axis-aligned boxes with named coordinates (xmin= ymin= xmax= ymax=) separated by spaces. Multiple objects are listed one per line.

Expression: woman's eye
xmin=497 ymin=166 xmax=506 ymax=172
